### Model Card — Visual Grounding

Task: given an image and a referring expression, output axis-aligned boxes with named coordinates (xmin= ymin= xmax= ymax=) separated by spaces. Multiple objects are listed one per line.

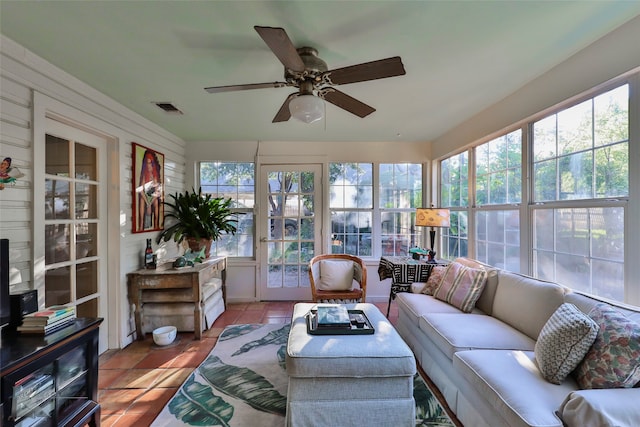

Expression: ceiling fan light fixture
xmin=289 ymin=94 xmax=324 ymax=124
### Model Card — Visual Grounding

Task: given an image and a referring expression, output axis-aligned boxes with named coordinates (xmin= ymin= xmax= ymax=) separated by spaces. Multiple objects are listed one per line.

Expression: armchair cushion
xmin=317 ymin=260 xmax=354 ymax=291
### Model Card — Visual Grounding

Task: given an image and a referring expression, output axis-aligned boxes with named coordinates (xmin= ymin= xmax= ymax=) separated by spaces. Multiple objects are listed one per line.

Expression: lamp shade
xmin=416 ymin=208 xmax=450 ymax=228
xmin=289 ymin=94 xmax=324 ymax=124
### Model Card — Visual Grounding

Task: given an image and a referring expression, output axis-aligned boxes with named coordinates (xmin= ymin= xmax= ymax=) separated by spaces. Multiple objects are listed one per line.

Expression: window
xmin=379 ymin=163 xmax=422 ymax=256
xmin=441 ymin=152 xmax=468 ymax=259
xmin=475 ymin=130 xmax=522 ymax=271
xmin=533 ymin=85 xmax=629 ymax=201
xmin=329 ymin=163 xmax=373 ymax=256
xmin=200 ymin=162 xmax=255 ymax=257
xmin=531 ymin=85 xmax=628 ymax=300
xmin=329 ymin=162 xmax=422 ymax=257
xmin=437 ymin=83 xmax=630 ymax=304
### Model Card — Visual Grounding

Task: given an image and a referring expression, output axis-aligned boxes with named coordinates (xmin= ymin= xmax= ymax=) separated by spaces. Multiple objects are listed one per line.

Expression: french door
xmin=259 ymin=164 xmax=322 ymax=300
xmin=41 ymin=118 xmax=108 ymax=352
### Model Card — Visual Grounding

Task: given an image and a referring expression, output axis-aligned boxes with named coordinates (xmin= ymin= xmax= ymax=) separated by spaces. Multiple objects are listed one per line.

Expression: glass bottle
xmin=144 ymin=239 xmax=154 ymax=269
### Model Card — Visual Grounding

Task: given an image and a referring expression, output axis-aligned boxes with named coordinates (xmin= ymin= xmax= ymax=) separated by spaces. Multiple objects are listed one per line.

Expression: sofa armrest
xmin=559 ymin=388 xmax=640 ymax=427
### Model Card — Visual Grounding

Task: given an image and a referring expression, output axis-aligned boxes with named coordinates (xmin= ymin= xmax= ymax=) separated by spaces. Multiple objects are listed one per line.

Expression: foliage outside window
xmin=533 ymin=85 xmax=629 ymax=201
xmin=329 ymin=163 xmax=373 ymax=256
xmin=200 ymin=162 xmax=254 ymax=257
xmin=379 ymin=163 xmax=422 ymax=256
xmin=531 ymin=85 xmax=628 ymax=301
xmin=440 ymin=152 xmax=468 ymax=259
xmin=475 ymin=130 xmax=522 ymax=271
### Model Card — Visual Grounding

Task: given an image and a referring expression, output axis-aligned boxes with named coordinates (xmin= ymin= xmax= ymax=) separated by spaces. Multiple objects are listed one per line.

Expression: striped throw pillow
xmin=433 ymin=261 xmax=488 ymax=312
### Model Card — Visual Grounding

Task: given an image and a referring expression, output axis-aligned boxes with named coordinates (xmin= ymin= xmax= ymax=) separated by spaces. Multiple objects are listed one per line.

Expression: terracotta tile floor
xmin=97 ymin=301 xmax=404 ymax=426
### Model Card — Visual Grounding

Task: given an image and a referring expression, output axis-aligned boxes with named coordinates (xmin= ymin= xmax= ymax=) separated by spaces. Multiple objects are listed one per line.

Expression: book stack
xmin=314 ymin=304 xmax=352 ymax=330
xmin=17 ymin=305 xmax=76 ymax=335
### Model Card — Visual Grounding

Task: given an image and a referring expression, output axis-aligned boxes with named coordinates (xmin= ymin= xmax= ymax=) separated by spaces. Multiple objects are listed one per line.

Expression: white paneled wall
xmin=0 ymin=74 xmax=32 ymax=291
xmin=0 ymin=35 xmax=187 ymax=349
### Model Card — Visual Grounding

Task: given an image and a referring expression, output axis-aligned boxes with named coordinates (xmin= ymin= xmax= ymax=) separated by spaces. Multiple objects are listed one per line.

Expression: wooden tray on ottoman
xmin=306 ymin=309 xmax=375 ymax=335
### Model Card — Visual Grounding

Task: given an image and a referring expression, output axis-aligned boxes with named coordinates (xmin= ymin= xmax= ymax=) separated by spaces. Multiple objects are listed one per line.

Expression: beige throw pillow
xmin=421 ymin=266 xmax=446 ymax=296
xmin=534 ymin=303 xmax=599 ymax=384
xmin=317 ymin=260 xmax=354 ymax=291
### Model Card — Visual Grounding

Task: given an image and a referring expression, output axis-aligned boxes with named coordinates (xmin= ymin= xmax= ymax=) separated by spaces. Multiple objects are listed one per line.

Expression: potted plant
xmin=156 ymin=187 xmax=237 ymax=258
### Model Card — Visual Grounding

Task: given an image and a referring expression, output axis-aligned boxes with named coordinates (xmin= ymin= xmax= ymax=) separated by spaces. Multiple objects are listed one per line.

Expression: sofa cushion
xmin=573 ymin=303 xmax=640 ymax=389
xmin=454 ymin=257 xmax=500 ymax=315
xmin=491 ymin=271 xmax=566 ymax=340
xmin=454 ymin=350 xmax=577 ymax=427
xmin=396 ymin=292 xmax=473 ymax=319
xmin=433 ymin=262 xmax=487 ymax=313
xmin=534 ymin=303 xmax=599 ymax=384
xmin=559 ymin=388 xmax=640 ymax=427
xmin=318 ymin=260 xmax=354 ymax=291
xmin=419 ymin=313 xmax=535 ymax=360
xmin=420 ymin=265 xmax=446 ymax=295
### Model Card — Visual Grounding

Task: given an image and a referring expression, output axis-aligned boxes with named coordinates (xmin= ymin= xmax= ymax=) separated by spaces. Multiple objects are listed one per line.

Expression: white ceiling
xmin=2 ymin=1 xmax=639 ymax=143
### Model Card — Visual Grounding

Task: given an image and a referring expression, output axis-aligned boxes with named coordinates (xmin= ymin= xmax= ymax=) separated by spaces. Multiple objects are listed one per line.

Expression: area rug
xmin=151 ymin=323 xmax=454 ymax=427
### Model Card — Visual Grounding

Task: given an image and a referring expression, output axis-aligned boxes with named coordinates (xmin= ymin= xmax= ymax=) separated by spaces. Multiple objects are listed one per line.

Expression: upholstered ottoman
xmin=286 ymin=303 xmax=416 ymax=427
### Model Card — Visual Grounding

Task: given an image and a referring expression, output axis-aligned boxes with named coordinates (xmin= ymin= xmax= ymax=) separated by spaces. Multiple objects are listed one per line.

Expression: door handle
xmin=260 ymin=237 xmax=267 ymax=242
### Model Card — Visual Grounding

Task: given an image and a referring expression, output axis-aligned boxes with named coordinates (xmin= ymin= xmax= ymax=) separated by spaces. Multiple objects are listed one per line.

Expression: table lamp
xmin=415 ymin=208 xmax=450 ymax=261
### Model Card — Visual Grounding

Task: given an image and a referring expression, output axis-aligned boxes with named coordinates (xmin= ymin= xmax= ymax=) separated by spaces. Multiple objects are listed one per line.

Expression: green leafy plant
xmin=157 ymin=187 xmax=238 ymax=245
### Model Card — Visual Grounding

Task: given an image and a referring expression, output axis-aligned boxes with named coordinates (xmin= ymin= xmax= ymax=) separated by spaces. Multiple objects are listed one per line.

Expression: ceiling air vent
xmin=154 ymin=102 xmax=183 ymax=115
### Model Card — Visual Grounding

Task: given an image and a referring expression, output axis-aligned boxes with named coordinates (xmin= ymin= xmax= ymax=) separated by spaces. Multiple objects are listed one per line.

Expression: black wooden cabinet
xmin=1 ymin=318 xmax=103 ymax=427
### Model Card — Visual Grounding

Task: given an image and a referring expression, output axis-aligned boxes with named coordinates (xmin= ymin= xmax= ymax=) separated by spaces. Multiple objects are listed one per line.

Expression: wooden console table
xmin=127 ymin=256 xmax=226 ymax=340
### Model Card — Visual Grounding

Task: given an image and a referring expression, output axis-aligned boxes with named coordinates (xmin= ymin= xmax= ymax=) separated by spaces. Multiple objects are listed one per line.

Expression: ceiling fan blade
xmin=323 ymin=56 xmax=406 ymax=85
xmin=205 ymin=81 xmax=288 ymax=94
xmin=272 ymin=93 xmax=297 ymax=123
xmin=254 ymin=26 xmax=305 ymax=72
xmin=322 ymin=89 xmax=375 ymax=118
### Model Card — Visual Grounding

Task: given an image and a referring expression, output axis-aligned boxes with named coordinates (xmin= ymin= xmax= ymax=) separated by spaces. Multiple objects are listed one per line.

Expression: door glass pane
xmin=76 ymin=223 xmax=97 ymax=259
xmin=75 ymin=143 xmax=96 ymax=180
xmin=77 ymin=298 xmax=98 ymax=319
xmin=45 ymin=135 xmax=69 ymax=175
xmin=45 ymin=179 xmax=70 ymax=220
xmin=76 ymin=261 xmax=98 ymax=299
xmin=45 ymin=224 xmax=70 ymax=264
xmin=75 ymin=183 xmax=97 ymax=219
xmin=45 ymin=266 xmax=71 ymax=306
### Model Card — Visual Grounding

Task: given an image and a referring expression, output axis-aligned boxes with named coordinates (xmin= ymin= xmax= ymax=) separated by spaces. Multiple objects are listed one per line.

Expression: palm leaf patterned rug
xmin=151 ymin=323 xmax=454 ymax=426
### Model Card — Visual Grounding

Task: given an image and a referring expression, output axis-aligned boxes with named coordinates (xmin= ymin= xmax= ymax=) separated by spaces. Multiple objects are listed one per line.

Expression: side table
xmin=378 ymin=256 xmax=449 ymax=316
xmin=127 ymin=256 xmax=226 ymax=340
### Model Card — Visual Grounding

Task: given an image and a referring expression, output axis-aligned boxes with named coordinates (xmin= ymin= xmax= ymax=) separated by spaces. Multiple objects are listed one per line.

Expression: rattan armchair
xmin=308 ymin=254 xmax=367 ymax=303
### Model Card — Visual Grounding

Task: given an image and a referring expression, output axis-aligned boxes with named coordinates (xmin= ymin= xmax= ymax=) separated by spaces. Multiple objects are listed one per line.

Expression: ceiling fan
xmin=204 ymin=26 xmax=406 ymax=123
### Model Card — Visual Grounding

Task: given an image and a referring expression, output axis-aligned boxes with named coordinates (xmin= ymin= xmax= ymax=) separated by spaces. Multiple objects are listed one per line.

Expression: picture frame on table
xmin=132 ymin=142 xmax=164 ymax=233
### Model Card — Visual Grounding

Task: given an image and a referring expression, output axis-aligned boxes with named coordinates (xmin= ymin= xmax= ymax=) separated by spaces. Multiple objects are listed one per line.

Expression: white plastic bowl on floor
xmin=152 ymin=326 xmax=177 ymax=346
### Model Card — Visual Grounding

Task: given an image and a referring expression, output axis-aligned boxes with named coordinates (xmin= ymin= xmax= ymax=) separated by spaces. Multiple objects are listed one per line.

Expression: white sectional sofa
xmin=394 ymin=258 xmax=640 ymax=427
